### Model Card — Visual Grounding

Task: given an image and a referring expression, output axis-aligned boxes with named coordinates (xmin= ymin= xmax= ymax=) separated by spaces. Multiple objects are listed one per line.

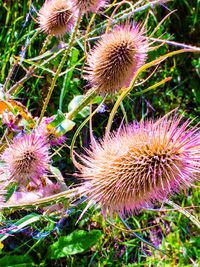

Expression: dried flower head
xmin=85 ymin=23 xmax=148 ymax=94
xmin=78 ymin=114 xmax=200 ymax=215
xmin=38 ymin=0 xmax=77 ymax=37
xmin=1 ymin=132 xmax=50 ymax=186
xmin=72 ymin=0 xmax=106 ymax=14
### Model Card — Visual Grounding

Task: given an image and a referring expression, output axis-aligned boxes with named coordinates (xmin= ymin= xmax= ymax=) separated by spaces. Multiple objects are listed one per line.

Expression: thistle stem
xmin=166 ymin=200 xmax=200 ymax=229
xmin=119 ymin=214 xmax=167 ymax=255
xmin=0 ymin=188 xmax=79 ymax=211
xmin=67 ymin=87 xmax=97 ymax=120
xmin=106 ymin=49 xmax=198 ymax=135
xmin=39 ymin=15 xmax=82 ymax=124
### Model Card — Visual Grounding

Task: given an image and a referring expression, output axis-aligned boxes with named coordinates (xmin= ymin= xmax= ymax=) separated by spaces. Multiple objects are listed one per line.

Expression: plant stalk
xmin=39 ymin=15 xmax=82 ymax=123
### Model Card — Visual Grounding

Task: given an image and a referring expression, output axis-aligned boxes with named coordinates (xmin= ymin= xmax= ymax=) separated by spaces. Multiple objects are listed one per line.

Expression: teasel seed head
xmin=78 ymin=113 xmax=200 ymax=215
xmin=72 ymin=0 xmax=107 ymax=14
xmin=85 ymin=23 xmax=148 ymax=94
xmin=1 ymin=132 xmax=50 ymax=187
xmin=38 ymin=0 xmax=77 ymax=37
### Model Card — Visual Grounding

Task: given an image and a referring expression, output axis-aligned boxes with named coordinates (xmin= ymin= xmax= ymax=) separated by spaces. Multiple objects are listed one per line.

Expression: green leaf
xmin=64 ymin=48 xmax=79 ymax=98
xmin=47 ymin=230 xmax=103 ymax=259
xmin=68 ymin=95 xmax=90 ymax=118
xmin=0 ymin=213 xmax=41 ymax=242
xmin=47 ymin=110 xmax=75 ymax=135
xmin=49 ymin=165 xmax=68 ymax=190
xmin=0 ymin=255 xmax=35 ymax=266
xmin=55 ymin=118 xmax=75 ymax=136
xmin=47 ymin=111 xmax=65 ymax=129
xmin=5 ymin=182 xmax=18 ymax=202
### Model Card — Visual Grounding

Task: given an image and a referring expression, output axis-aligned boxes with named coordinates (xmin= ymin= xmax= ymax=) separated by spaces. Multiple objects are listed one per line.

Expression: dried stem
xmin=39 ymin=15 xmax=82 ymax=123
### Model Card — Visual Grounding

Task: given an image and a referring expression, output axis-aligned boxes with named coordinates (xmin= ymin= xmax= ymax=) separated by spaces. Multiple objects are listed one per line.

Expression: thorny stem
xmin=166 ymin=200 xmax=200 ymax=229
xmin=119 ymin=214 xmax=167 ymax=255
xmin=0 ymin=188 xmax=79 ymax=211
xmin=39 ymin=15 xmax=82 ymax=124
xmin=84 ymin=13 xmax=96 ymax=57
xmin=149 ymin=37 xmax=200 ymax=52
xmin=67 ymin=87 xmax=97 ymax=120
xmin=39 ymin=34 xmax=53 ymax=55
xmin=106 ymin=49 xmax=199 ymax=136
xmin=7 ymin=68 xmax=35 ymax=95
xmin=3 ymin=62 xmax=18 ymax=93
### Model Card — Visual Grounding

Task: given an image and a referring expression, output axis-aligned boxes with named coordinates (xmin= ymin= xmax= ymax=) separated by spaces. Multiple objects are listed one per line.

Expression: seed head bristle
xmin=72 ymin=0 xmax=107 ymax=14
xmin=85 ymin=23 xmax=149 ymax=94
xmin=1 ymin=132 xmax=50 ymax=186
xmin=38 ymin=0 xmax=77 ymax=37
xmin=78 ymin=114 xmax=200 ymax=215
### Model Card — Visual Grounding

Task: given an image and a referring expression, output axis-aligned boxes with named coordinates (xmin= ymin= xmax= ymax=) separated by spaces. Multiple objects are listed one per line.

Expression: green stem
xmin=106 ymin=49 xmax=198 ymax=135
xmin=166 ymin=200 xmax=200 ymax=229
xmin=67 ymin=88 xmax=97 ymax=120
xmin=1 ymin=188 xmax=79 ymax=211
xmin=39 ymin=15 xmax=82 ymax=123
xmin=119 ymin=214 xmax=167 ymax=255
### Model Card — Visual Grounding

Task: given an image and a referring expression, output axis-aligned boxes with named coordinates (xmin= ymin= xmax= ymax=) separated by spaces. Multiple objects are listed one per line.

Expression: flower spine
xmin=1 ymin=132 xmax=50 ymax=187
xmin=78 ymin=114 xmax=200 ymax=214
xmin=85 ymin=23 xmax=148 ymax=94
xmin=38 ymin=0 xmax=77 ymax=37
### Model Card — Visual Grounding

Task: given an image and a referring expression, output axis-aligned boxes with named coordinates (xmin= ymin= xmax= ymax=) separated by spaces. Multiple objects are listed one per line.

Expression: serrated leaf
xmin=47 ymin=230 xmax=103 ymax=259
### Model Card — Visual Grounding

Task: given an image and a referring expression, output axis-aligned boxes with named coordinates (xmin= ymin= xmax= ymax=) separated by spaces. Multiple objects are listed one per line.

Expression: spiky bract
xmin=38 ymin=0 xmax=76 ymax=37
xmin=1 ymin=133 xmax=50 ymax=186
xmin=78 ymin=114 xmax=200 ymax=214
xmin=85 ymin=24 xmax=148 ymax=94
xmin=72 ymin=0 xmax=106 ymax=13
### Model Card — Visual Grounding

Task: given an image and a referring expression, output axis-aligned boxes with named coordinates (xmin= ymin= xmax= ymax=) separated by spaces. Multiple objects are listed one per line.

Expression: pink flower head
xmin=1 ymin=132 xmax=50 ymax=187
xmin=72 ymin=0 xmax=107 ymax=14
xmin=85 ymin=23 xmax=148 ymax=94
xmin=78 ymin=113 xmax=200 ymax=215
xmin=38 ymin=0 xmax=77 ymax=37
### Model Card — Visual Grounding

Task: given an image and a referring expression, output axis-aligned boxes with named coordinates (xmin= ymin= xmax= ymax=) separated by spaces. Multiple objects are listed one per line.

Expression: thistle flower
xmin=78 ymin=114 xmax=200 ymax=215
xmin=1 ymin=132 xmax=50 ymax=187
xmin=85 ymin=24 xmax=148 ymax=94
xmin=72 ymin=0 xmax=106 ymax=14
xmin=38 ymin=0 xmax=77 ymax=37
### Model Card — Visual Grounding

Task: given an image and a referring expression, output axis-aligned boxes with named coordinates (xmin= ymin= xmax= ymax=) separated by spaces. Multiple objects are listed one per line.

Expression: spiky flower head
xmin=72 ymin=0 xmax=106 ymax=14
xmin=78 ymin=114 xmax=200 ymax=215
xmin=85 ymin=23 xmax=148 ymax=94
xmin=38 ymin=0 xmax=77 ymax=37
xmin=1 ymin=132 xmax=50 ymax=187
